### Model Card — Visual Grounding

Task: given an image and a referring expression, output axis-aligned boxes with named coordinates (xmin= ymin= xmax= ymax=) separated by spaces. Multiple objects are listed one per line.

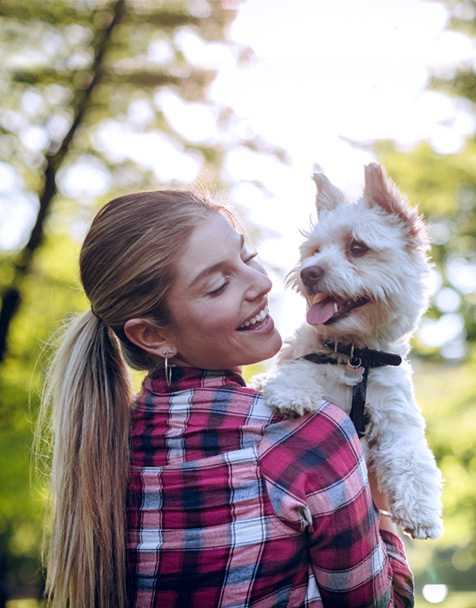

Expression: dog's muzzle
xmin=300 ymin=265 xmax=324 ymax=291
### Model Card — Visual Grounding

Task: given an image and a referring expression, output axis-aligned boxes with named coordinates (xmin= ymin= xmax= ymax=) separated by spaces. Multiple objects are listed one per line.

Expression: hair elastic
xmin=90 ymin=307 xmax=101 ymax=320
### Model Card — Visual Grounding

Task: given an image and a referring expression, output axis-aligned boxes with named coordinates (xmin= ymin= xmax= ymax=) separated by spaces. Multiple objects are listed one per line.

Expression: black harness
xmin=302 ymin=342 xmax=402 ymax=437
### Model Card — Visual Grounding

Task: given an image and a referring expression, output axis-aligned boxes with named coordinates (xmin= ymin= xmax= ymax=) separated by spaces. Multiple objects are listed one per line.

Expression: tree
xmin=371 ymin=0 xmax=476 ymax=596
xmin=0 ymin=0 xmax=243 ymax=363
xmin=371 ymin=0 xmax=476 ymax=362
xmin=374 ymin=139 xmax=476 ymax=359
xmin=0 ymin=0 xmax=283 ymax=600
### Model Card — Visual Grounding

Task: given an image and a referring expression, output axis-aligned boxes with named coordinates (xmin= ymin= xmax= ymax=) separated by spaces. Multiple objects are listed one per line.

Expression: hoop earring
xmin=162 ymin=351 xmax=174 ymax=386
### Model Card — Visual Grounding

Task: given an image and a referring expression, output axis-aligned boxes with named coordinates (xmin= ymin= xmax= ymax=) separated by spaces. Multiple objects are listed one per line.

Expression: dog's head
xmin=288 ymin=163 xmax=431 ymax=345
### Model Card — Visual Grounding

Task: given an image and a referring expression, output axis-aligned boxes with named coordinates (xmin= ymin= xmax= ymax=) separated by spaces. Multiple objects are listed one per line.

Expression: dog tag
xmin=345 ymin=358 xmax=364 ymax=381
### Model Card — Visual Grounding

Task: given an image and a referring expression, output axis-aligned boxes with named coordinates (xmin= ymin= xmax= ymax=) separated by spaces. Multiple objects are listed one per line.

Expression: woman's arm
xmin=367 ymin=469 xmax=415 ymax=607
xmin=285 ymin=402 xmax=414 ymax=607
xmin=259 ymin=401 xmax=415 ymax=607
xmin=368 ymin=469 xmax=400 ymax=535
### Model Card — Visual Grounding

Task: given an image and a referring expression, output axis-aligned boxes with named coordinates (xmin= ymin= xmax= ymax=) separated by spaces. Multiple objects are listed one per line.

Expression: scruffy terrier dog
xmin=256 ymin=163 xmax=443 ymax=540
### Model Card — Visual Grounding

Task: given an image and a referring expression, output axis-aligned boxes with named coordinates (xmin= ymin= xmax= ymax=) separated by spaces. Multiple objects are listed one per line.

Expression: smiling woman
xmin=38 ymin=188 xmax=415 ymax=608
xmin=123 ymin=214 xmax=281 ymax=371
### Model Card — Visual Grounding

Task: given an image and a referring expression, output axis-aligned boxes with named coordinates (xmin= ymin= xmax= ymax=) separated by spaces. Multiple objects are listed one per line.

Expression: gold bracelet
xmin=379 ymin=509 xmax=393 ymax=518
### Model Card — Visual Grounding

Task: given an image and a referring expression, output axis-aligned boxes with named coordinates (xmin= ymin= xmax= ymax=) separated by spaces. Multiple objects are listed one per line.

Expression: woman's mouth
xmin=237 ymin=305 xmax=269 ymax=331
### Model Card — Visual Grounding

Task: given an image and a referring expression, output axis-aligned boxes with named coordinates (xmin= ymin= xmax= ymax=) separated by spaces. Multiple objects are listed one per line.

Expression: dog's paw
xmin=251 ymin=360 xmax=325 ymax=418
xmin=396 ymin=514 xmax=444 ymax=541
xmin=268 ymin=391 xmax=324 ymax=418
xmin=387 ymin=480 xmax=444 ymax=540
xmin=263 ymin=376 xmax=324 ymax=417
xmin=249 ymin=372 xmax=267 ymax=393
xmin=367 ymin=433 xmax=444 ymax=541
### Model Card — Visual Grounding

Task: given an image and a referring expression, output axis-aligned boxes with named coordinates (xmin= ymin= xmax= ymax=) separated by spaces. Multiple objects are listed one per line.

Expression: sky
xmin=209 ymin=0 xmax=476 ymax=342
xmin=2 ymin=0 xmax=475 ymax=349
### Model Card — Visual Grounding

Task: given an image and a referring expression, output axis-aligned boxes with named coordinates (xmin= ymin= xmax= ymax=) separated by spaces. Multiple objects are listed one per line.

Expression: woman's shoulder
xmin=258 ymin=400 xmax=365 ymax=489
xmin=257 ymin=401 xmax=367 ymax=523
xmin=260 ymin=400 xmax=360 ymax=458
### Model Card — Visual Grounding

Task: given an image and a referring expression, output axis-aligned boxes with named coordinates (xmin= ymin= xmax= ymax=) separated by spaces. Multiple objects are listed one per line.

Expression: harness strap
xmin=302 ymin=343 xmax=402 ymax=438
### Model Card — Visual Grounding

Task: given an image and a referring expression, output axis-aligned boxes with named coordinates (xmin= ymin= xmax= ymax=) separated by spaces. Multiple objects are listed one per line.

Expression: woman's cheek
xmin=216 ymin=296 xmax=242 ymax=328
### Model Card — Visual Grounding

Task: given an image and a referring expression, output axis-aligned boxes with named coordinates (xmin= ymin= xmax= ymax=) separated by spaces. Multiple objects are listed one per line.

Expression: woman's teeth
xmin=238 ymin=306 xmax=269 ymax=329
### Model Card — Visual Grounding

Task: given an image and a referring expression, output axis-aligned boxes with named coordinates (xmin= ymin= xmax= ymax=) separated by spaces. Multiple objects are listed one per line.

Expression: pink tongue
xmin=307 ymin=300 xmax=338 ymax=325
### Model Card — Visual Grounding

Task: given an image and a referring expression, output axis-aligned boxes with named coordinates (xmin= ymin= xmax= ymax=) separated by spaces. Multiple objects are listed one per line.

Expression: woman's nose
xmin=245 ymin=264 xmax=272 ymax=300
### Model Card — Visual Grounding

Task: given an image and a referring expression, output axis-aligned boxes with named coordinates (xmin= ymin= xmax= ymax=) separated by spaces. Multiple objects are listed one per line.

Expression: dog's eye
xmin=349 ymin=240 xmax=369 ymax=256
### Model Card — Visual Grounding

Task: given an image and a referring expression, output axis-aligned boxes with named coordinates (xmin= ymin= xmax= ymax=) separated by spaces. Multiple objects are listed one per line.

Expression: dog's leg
xmin=364 ymin=366 xmax=444 ymax=540
xmin=252 ymin=324 xmax=329 ymax=416
xmin=252 ymin=358 xmax=326 ymax=417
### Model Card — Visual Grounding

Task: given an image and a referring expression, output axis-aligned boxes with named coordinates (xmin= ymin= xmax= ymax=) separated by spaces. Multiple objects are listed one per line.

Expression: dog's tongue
xmin=307 ymin=300 xmax=338 ymax=325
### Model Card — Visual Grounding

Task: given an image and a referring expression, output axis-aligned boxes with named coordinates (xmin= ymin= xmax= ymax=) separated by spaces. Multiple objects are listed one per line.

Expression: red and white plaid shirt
xmin=127 ymin=367 xmax=414 ymax=607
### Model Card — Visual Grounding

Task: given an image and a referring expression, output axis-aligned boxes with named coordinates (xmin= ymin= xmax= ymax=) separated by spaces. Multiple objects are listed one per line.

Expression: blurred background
xmin=1 ymin=0 xmax=475 ymax=605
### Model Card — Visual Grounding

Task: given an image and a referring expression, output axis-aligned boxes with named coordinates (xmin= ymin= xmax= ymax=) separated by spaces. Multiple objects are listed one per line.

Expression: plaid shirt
xmin=127 ymin=367 xmax=414 ymax=608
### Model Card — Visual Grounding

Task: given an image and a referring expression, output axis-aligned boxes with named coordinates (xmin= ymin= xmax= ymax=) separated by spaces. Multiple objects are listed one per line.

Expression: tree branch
xmin=0 ymin=0 xmax=126 ymax=362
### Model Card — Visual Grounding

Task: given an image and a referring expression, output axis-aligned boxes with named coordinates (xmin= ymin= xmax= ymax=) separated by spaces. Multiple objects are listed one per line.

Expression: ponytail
xmin=39 ymin=310 xmax=131 ymax=607
xmin=38 ymin=189 xmax=230 ymax=604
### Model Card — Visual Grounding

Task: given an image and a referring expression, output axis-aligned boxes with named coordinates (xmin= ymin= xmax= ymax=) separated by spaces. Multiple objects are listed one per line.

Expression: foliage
xmin=403 ymin=359 xmax=476 ymax=595
xmin=0 ymin=0 xmax=262 ymax=600
xmin=371 ymin=0 xmax=476 ymax=596
xmin=375 ymin=139 xmax=476 ymax=357
xmin=373 ymin=125 xmax=476 ymax=605
xmin=1 ymin=0 xmax=476 ymax=601
xmin=373 ymin=1 xmax=476 ymax=362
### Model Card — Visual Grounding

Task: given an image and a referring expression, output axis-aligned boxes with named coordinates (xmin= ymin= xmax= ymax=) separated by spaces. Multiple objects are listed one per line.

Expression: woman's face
xmin=166 ymin=213 xmax=282 ymax=370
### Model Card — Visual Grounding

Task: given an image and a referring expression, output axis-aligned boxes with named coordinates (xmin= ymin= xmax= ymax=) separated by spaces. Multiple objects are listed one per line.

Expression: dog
xmin=254 ymin=163 xmax=443 ymax=540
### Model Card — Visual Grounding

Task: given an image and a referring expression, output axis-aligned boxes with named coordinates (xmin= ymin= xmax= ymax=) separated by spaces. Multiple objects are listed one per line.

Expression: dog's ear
xmin=364 ymin=163 xmax=406 ymax=216
xmin=364 ymin=162 xmax=429 ymax=248
xmin=312 ymin=172 xmax=344 ymax=213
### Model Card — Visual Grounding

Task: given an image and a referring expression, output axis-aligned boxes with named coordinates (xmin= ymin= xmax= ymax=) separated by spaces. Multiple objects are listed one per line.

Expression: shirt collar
xmin=144 ymin=367 xmax=247 ymax=394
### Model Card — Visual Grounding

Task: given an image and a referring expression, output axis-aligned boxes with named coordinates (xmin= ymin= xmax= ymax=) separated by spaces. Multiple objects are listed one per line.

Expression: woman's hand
xmin=368 ymin=469 xmax=400 ymax=535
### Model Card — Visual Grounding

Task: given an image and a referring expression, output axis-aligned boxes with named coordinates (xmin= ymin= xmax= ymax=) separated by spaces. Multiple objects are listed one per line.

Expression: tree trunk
xmin=0 ymin=0 xmax=125 ymax=363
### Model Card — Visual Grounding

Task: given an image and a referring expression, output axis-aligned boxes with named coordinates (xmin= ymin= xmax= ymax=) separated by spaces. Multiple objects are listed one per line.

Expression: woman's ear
xmin=124 ymin=319 xmax=176 ymax=357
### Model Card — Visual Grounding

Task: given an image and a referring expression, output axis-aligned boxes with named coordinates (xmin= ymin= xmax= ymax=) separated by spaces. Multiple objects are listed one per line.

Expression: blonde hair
xmin=39 ymin=190 xmax=229 ymax=607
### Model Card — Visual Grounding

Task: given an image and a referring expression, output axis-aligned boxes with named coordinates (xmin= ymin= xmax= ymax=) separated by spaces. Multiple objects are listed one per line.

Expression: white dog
xmin=255 ymin=163 xmax=443 ymax=540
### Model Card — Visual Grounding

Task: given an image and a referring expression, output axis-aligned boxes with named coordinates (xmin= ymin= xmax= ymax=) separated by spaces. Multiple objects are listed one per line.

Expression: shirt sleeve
xmin=259 ymin=401 xmax=415 ymax=608
xmin=379 ymin=530 xmax=415 ymax=607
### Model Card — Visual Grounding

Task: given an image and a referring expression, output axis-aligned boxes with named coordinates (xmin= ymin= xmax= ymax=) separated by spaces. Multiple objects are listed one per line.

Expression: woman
xmin=40 ymin=190 xmax=414 ymax=607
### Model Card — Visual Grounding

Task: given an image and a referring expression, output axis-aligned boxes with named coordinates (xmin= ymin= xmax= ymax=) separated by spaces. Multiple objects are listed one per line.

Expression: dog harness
xmin=302 ymin=342 xmax=402 ymax=437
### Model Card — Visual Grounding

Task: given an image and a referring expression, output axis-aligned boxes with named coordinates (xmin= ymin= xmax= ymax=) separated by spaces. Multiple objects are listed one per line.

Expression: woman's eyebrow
xmin=188 ymin=234 xmax=245 ymax=288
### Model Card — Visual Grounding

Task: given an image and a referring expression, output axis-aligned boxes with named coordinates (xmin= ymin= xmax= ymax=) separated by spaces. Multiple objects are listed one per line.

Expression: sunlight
xmin=58 ymin=155 xmax=111 ymax=197
xmin=3 ymin=0 xmax=474 ymax=349
xmin=94 ymin=120 xmax=203 ymax=183
xmin=422 ymin=583 xmax=449 ymax=604
xmin=155 ymin=89 xmax=218 ymax=143
xmin=209 ymin=0 xmax=476 ymax=340
xmin=418 ymin=313 xmax=465 ymax=348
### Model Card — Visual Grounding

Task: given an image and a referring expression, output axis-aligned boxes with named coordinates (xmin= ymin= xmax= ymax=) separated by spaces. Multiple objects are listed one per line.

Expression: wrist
xmin=367 ymin=470 xmax=399 ymax=534
xmin=367 ymin=470 xmax=389 ymax=509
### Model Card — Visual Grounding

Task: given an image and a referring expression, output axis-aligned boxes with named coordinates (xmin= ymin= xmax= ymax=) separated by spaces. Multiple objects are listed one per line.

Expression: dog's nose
xmin=300 ymin=265 xmax=324 ymax=289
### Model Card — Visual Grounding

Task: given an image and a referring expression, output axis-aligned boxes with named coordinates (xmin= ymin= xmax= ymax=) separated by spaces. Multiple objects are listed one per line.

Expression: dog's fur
xmin=254 ymin=163 xmax=443 ymax=540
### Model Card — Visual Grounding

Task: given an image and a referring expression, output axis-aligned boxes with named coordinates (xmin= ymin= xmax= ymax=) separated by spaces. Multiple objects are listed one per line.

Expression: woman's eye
xmin=243 ymin=251 xmax=258 ymax=264
xmin=349 ymin=240 xmax=369 ymax=256
xmin=206 ymin=251 xmax=258 ymax=297
xmin=208 ymin=279 xmax=230 ymax=297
